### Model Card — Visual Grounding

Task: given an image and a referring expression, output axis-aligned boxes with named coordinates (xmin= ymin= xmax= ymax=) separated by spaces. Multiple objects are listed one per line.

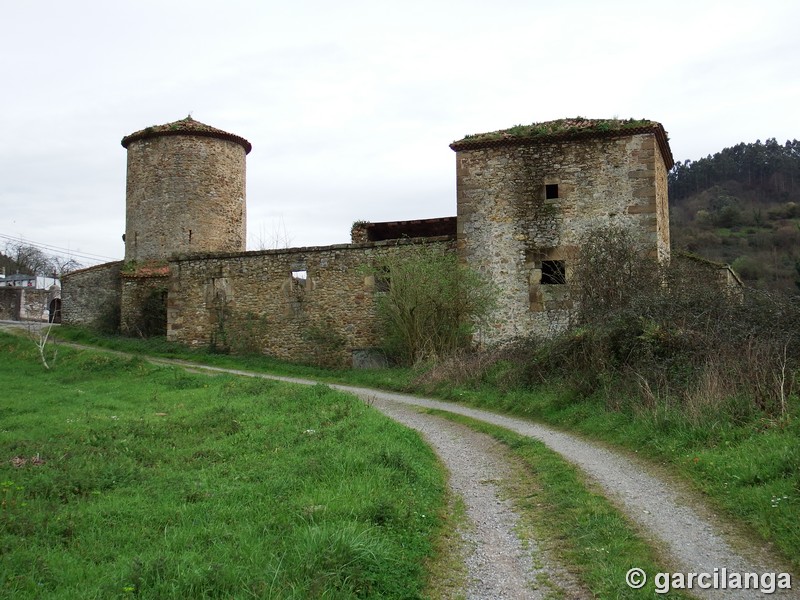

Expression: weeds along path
xmin=152 ymin=360 xmax=798 ymax=600
xmin=364 ymin=395 xmax=586 ymax=599
xmin=167 ymin=359 xmax=583 ymax=598
xmin=13 ymin=328 xmax=793 ymax=599
xmin=333 ymin=386 xmax=799 ymax=600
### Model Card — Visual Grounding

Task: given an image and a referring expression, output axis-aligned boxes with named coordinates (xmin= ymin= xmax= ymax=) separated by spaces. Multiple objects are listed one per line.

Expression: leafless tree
xmin=249 ymin=217 xmax=293 ymax=250
xmin=2 ymin=241 xmax=82 ymax=277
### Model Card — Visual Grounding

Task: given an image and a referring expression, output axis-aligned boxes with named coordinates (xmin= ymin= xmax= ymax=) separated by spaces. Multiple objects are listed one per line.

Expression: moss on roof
xmin=453 ymin=117 xmax=654 ymax=143
xmin=450 ymin=117 xmax=673 ymax=168
xmin=121 ymin=116 xmax=252 ymax=154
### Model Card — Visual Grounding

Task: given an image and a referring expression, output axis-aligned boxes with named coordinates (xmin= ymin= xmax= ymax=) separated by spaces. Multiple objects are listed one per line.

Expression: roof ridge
xmin=121 ymin=116 xmax=252 ymax=154
xmin=450 ymin=118 xmax=674 ymax=169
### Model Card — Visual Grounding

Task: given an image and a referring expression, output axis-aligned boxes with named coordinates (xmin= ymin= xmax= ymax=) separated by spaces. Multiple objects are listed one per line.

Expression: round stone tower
xmin=121 ymin=116 xmax=252 ymax=263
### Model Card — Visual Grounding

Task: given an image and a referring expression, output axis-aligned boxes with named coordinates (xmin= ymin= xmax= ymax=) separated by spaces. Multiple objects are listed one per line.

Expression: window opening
xmin=291 ymin=270 xmax=307 ymax=290
xmin=541 ymin=260 xmax=566 ymax=284
xmin=545 ymin=184 xmax=559 ymax=200
xmin=375 ymin=266 xmax=390 ymax=293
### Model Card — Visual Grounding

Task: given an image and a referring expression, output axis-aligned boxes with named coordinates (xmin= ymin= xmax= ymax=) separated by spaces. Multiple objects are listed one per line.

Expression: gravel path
xmin=344 ymin=386 xmax=799 ymax=600
xmin=169 ymin=362 xmax=796 ymax=599
xmin=336 ymin=385 xmax=797 ymax=600
xmin=3 ymin=327 xmax=795 ymax=599
xmin=370 ymin=396 xmax=588 ymax=599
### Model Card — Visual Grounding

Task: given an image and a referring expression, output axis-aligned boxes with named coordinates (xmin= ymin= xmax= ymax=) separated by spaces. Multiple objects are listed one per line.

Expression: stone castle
xmin=62 ymin=116 xmax=674 ymax=366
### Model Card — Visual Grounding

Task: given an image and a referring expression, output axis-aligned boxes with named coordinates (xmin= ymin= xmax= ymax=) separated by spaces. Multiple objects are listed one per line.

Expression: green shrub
xmin=506 ymin=226 xmax=800 ymax=419
xmin=372 ymin=244 xmax=496 ymax=366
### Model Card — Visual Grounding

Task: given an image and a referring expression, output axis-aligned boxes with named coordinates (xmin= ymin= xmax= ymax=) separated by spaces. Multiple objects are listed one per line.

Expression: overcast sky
xmin=1 ymin=0 xmax=798 ymax=268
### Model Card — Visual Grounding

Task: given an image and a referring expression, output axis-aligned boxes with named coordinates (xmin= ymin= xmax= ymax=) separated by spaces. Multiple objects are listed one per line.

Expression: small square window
xmin=545 ymin=184 xmax=559 ymax=200
xmin=291 ymin=270 xmax=307 ymax=292
xmin=541 ymin=260 xmax=566 ymax=284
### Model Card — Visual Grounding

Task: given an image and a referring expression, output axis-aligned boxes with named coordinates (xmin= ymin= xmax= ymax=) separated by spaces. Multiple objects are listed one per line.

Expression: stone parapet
xmin=61 ymin=262 xmax=123 ymax=329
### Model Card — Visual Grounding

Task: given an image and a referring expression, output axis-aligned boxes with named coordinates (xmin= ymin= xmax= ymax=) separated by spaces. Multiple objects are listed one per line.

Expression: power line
xmin=0 ymin=233 xmax=120 ymax=265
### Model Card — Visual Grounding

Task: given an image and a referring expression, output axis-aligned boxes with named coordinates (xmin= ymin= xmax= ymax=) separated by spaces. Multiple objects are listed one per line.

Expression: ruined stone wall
xmin=124 ymin=135 xmax=246 ymax=263
xmin=0 ymin=288 xmax=17 ymax=320
xmin=0 ymin=288 xmax=47 ymax=321
xmin=61 ymin=261 xmax=123 ymax=329
xmin=654 ymin=140 xmax=671 ymax=262
xmin=455 ymin=133 xmax=668 ymax=344
xmin=120 ymin=274 xmax=169 ymax=336
xmin=167 ymin=237 xmax=455 ymax=366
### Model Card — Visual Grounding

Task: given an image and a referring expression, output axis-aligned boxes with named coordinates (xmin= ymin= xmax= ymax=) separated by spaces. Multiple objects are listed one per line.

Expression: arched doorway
xmin=48 ymin=298 xmax=62 ymax=323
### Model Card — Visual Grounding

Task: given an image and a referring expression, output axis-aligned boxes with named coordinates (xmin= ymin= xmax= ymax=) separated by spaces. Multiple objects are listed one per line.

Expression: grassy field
xmin=0 ymin=332 xmax=446 ymax=599
xmin=50 ymin=327 xmax=800 ymax=573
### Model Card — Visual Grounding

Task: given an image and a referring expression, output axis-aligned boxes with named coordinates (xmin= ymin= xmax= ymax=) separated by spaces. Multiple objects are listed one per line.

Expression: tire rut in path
xmin=338 ymin=386 xmax=799 ymax=600
xmin=370 ymin=396 xmax=586 ymax=599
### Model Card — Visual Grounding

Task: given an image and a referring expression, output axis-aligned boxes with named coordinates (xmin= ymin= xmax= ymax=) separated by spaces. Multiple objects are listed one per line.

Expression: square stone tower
xmin=450 ymin=117 xmax=674 ymax=343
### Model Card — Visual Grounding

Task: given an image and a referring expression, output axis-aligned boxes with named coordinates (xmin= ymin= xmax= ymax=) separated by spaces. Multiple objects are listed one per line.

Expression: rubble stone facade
xmin=168 ymin=238 xmax=453 ymax=365
xmin=60 ymin=261 xmax=122 ymax=329
xmin=0 ymin=288 xmax=50 ymax=321
xmin=122 ymin=117 xmax=249 ymax=263
xmin=451 ymin=122 xmax=672 ymax=344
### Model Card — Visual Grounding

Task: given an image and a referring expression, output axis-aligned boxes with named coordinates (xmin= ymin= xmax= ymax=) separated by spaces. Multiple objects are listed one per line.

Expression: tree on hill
xmin=669 ymin=138 xmax=800 ymax=202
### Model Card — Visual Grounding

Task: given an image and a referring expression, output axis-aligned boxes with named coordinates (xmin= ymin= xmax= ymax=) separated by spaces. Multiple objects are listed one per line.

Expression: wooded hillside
xmin=669 ymin=138 xmax=800 ymax=292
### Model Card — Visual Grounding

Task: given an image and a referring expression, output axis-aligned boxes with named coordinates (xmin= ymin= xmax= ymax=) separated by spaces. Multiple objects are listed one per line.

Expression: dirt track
xmin=1 ymin=325 xmax=795 ymax=598
xmin=159 ymin=359 xmax=798 ymax=599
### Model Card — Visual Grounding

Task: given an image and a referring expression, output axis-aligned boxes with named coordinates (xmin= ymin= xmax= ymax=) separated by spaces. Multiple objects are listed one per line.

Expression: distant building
xmin=1 ymin=273 xmax=60 ymax=289
xmin=0 ymin=268 xmax=61 ymax=321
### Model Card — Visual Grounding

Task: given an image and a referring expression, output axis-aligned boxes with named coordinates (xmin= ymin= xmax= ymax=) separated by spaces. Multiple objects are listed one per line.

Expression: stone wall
xmin=120 ymin=273 xmax=169 ymax=336
xmin=654 ymin=138 xmax=671 ymax=262
xmin=454 ymin=132 xmax=671 ymax=344
xmin=167 ymin=237 xmax=455 ymax=366
xmin=62 ymin=262 xmax=122 ymax=329
xmin=0 ymin=288 xmax=16 ymax=320
xmin=0 ymin=288 xmax=49 ymax=321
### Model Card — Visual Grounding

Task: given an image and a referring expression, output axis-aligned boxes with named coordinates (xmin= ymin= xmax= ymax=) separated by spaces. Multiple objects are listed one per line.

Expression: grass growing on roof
xmin=455 ymin=117 xmax=657 ymax=144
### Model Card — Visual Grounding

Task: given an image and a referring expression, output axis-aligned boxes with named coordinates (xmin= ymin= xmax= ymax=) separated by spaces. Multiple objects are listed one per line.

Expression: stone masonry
xmin=61 ymin=261 xmax=122 ymax=329
xmin=168 ymin=238 xmax=454 ymax=365
xmin=450 ymin=119 xmax=673 ymax=344
xmin=122 ymin=116 xmax=249 ymax=263
xmin=118 ymin=117 xmax=250 ymax=336
xmin=0 ymin=288 xmax=50 ymax=321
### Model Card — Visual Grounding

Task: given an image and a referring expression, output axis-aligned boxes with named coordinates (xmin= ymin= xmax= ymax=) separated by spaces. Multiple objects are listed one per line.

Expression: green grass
xmin=421 ymin=382 xmax=800 ymax=573
xmin=423 ymin=410 xmax=693 ymax=599
xmin=54 ymin=326 xmax=415 ymax=392
xmin=454 ymin=117 xmax=657 ymax=145
xmin=47 ymin=327 xmax=800 ymax=573
xmin=0 ymin=333 xmax=446 ymax=599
